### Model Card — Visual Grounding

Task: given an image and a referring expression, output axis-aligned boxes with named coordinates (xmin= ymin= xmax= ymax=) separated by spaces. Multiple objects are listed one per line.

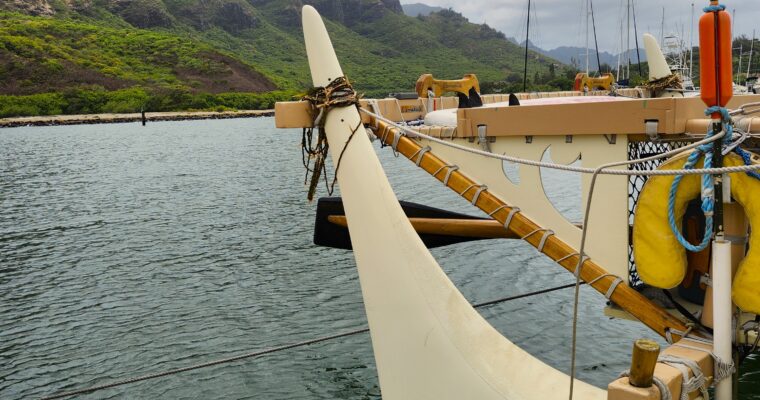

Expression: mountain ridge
xmin=0 ymin=0 xmax=566 ymax=116
xmin=401 ymin=3 xmax=444 ymax=17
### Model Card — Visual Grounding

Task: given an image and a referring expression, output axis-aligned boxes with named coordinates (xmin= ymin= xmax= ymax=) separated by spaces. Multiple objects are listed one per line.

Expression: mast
xmin=590 ymin=0 xmax=601 ymax=74
xmin=626 ymin=0 xmax=631 ymax=79
xmin=631 ymin=0 xmax=642 ymax=77
xmin=737 ymin=43 xmax=743 ymax=85
xmin=585 ymin=0 xmax=590 ymax=75
xmin=689 ymin=3 xmax=694 ymax=81
xmin=523 ymin=0 xmax=531 ymax=92
xmin=616 ymin=0 xmax=624 ymax=80
xmin=748 ymin=30 xmax=756 ymax=81
xmin=659 ymin=7 xmax=665 ymax=46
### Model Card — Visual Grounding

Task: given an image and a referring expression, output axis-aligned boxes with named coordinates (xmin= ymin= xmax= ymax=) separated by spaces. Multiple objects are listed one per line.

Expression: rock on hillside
xmin=251 ymin=0 xmax=403 ymax=27
xmin=105 ymin=0 xmax=174 ymax=28
xmin=0 ymin=0 xmax=55 ymax=15
xmin=170 ymin=0 xmax=258 ymax=33
xmin=402 ymin=3 xmax=444 ymax=17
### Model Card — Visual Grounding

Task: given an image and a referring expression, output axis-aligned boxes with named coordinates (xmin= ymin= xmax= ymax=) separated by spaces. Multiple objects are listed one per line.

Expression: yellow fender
xmin=633 ymin=151 xmax=760 ymax=314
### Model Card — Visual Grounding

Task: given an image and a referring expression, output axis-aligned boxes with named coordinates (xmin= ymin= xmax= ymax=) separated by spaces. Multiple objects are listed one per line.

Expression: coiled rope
xmin=665 ymin=107 xmax=730 ymax=252
xmin=667 ymin=108 xmax=760 ymax=254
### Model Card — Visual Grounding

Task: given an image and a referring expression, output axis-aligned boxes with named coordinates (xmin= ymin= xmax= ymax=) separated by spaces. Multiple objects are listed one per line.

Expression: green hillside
xmin=0 ymin=0 xmax=565 ymax=117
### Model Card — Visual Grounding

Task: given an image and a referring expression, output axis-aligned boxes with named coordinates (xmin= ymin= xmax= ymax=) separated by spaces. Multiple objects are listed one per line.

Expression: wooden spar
xmin=371 ymin=119 xmax=694 ymax=341
xmin=274 ymin=95 xmax=760 ymax=136
xmin=327 ymin=215 xmax=519 ymax=239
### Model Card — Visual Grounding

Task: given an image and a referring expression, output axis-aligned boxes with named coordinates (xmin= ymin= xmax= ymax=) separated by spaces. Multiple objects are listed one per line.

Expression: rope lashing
xmin=672 ymin=338 xmax=736 ymax=383
xmin=520 ymin=229 xmax=555 ymax=252
xmin=300 ymin=76 xmax=362 ymax=201
xmin=644 ymin=74 xmax=684 ymax=97
xmin=658 ymin=354 xmax=710 ymax=400
xmin=487 ymin=204 xmax=509 ymax=217
xmin=668 ymin=104 xmax=760 ymax=251
xmin=703 ymin=3 xmax=726 ymax=12
xmin=667 ymin=106 xmax=733 ymax=252
xmin=410 ymin=145 xmax=431 ymax=166
xmin=618 ymin=371 xmax=672 ymax=400
xmin=459 ymin=184 xmax=488 ymax=205
xmin=583 ymin=273 xmax=624 ymax=299
xmin=503 ymin=207 xmax=521 ymax=230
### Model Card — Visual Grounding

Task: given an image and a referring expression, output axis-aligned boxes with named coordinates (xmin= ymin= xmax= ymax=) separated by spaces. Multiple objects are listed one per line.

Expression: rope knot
xmin=300 ymin=77 xmax=363 ymax=201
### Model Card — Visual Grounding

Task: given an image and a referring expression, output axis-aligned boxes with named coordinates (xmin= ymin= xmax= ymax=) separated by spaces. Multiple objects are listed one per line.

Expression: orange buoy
xmin=699 ymin=1 xmax=733 ymax=115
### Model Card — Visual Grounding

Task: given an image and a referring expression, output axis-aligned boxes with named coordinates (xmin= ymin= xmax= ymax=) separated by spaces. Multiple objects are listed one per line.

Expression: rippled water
xmin=1 ymin=118 xmax=757 ymax=399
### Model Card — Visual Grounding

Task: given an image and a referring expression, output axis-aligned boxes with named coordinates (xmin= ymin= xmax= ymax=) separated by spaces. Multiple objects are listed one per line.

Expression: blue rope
xmin=666 ymin=2 xmax=760 ymax=252
xmin=666 ymin=107 xmax=729 ymax=252
xmin=733 ymin=147 xmax=760 ymax=180
xmin=667 ymin=103 xmax=760 ymax=251
xmin=703 ymin=4 xmax=726 ymax=12
xmin=666 ymin=136 xmax=715 ymax=252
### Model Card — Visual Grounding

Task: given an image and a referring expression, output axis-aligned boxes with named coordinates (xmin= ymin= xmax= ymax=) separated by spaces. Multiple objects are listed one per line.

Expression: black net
xmin=627 ymin=140 xmax=689 ymax=289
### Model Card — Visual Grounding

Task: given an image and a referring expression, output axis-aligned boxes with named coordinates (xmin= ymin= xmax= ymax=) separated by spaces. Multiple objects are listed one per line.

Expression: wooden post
xmin=629 ymin=339 xmax=660 ymax=388
xmin=141 ymin=107 xmax=147 ymax=126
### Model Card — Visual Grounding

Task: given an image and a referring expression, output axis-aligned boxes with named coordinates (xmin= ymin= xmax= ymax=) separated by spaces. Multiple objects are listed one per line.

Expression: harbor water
xmin=1 ymin=118 xmax=758 ymax=399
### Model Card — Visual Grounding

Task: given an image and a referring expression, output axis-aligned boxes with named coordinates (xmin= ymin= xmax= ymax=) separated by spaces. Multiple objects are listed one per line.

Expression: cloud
xmin=403 ymin=0 xmax=758 ymax=53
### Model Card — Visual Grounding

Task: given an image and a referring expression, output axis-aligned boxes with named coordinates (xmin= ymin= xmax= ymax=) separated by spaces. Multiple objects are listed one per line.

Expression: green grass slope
xmin=0 ymin=0 xmax=566 ymax=117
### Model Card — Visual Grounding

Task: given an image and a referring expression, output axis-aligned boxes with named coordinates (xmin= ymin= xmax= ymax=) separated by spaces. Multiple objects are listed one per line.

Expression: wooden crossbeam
xmin=371 ymin=119 xmax=694 ymax=341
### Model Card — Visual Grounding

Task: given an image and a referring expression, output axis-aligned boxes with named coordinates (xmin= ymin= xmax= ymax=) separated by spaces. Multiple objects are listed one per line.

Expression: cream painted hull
xmin=302 ymin=5 xmax=605 ymax=399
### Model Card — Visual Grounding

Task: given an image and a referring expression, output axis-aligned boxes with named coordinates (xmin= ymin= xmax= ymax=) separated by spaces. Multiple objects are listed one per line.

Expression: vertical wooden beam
xmin=629 ymin=339 xmax=660 ymax=388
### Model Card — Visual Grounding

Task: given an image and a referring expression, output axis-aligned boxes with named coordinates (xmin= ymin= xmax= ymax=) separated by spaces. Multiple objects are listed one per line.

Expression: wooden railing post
xmin=629 ymin=339 xmax=660 ymax=388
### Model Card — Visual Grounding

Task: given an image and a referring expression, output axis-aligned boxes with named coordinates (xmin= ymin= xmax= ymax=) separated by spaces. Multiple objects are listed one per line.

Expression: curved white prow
xmin=302 ymin=5 xmax=605 ymax=399
xmin=643 ymin=33 xmax=671 ymax=80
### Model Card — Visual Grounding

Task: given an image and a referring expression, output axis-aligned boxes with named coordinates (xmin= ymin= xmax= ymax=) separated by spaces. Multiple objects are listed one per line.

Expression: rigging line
xmin=41 ymin=284 xmax=579 ymax=400
xmin=523 ymin=0 xmax=531 ymax=92
xmin=361 ymin=109 xmax=760 ymax=177
xmin=631 ymin=0 xmax=643 ymax=77
xmin=590 ymin=0 xmax=602 ymax=74
xmin=566 ymin=135 xmax=692 ymax=399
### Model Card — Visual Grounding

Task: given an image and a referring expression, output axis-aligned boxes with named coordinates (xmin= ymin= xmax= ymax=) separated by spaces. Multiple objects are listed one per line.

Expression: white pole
xmin=615 ymin=0 xmax=623 ymax=81
xmin=712 ymin=237 xmax=733 ymax=400
xmin=626 ymin=0 xmax=631 ymax=79
xmin=660 ymin=7 xmax=665 ymax=47
xmin=585 ymin=0 xmax=590 ymax=75
xmin=748 ymin=30 xmax=755 ymax=79
xmin=737 ymin=43 xmax=743 ymax=85
xmin=689 ymin=3 xmax=694 ymax=80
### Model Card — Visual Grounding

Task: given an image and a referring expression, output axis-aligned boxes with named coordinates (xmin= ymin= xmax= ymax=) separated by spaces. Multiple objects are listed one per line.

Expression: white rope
xmin=618 ymin=371 xmax=672 ymax=400
xmin=658 ymin=354 xmax=710 ymax=400
xmin=362 ymin=109 xmax=760 ymax=176
xmin=671 ymin=339 xmax=736 ymax=383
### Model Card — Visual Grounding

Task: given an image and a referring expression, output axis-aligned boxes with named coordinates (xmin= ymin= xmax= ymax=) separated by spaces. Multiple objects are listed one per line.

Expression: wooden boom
xmin=328 ymin=215 xmax=519 ymax=239
xmin=370 ymin=118 xmax=694 ymax=341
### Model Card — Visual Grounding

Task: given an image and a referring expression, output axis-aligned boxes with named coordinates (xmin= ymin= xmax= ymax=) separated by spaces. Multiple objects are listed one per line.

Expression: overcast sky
xmin=403 ymin=1 xmax=758 ymax=53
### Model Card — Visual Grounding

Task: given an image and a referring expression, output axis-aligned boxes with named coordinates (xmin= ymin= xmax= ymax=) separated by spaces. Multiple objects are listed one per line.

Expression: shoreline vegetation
xmin=0 ymin=109 xmax=274 ymax=128
xmin=0 ymin=88 xmax=296 ymax=119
